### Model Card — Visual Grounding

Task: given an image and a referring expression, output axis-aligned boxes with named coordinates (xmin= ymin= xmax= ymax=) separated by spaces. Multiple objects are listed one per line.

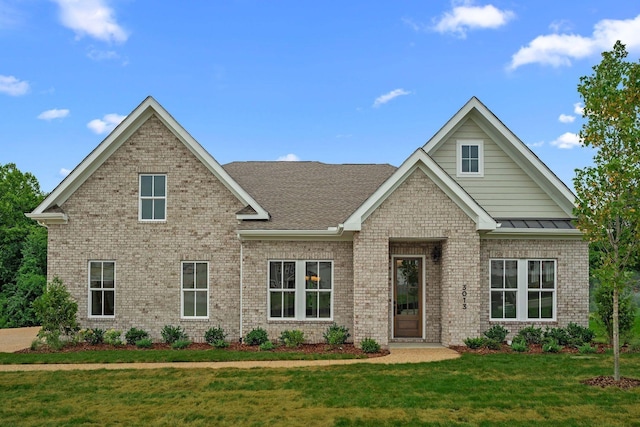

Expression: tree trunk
xmin=613 ymin=286 xmax=620 ymax=381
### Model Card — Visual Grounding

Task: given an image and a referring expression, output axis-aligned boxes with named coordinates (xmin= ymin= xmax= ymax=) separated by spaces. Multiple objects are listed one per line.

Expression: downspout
xmin=239 ymin=238 xmax=243 ymax=342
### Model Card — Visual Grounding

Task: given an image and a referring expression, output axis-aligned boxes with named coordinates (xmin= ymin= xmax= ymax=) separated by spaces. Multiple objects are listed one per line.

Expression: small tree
xmin=32 ymin=277 xmax=79 ymax=349
xmin=574 ymin=41 xmax=640 ymax=380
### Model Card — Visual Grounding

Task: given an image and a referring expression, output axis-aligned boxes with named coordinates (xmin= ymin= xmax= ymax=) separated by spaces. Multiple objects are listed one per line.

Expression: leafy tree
xmin=32 ymin=277 xmax=78 ymax=350
xmin=593 ymin=279 xmax=636 ymax=343
xmin=574 ymin=41 xmax=640 ymax=380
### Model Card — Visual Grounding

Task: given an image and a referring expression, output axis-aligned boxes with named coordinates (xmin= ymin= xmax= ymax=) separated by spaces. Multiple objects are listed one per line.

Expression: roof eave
xmin=484 ymin=228 xmax=583 ymax=239
xmin=25 ymin=212 xmax=68 ymax=226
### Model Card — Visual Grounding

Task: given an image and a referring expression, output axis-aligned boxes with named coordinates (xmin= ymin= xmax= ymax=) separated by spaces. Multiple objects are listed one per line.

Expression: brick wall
xmin=47 ymin=114 xmax=245 ymax=342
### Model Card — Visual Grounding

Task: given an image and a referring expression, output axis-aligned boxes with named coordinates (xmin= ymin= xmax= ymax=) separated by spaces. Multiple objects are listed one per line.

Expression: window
xmin=89 ymin=261 xmax=115 ymax=317
xmin=182 ymin=262 xmax=209 ymax=318
xmin=457 ymin=140 xmax=483 ymax=177
xmin=490 ymin=259 xmax=556 ymax=321
xmin=268 ymin=260 xmax=333 ymax=320
xmin=139 ymin=174 xmax=166 ymax=220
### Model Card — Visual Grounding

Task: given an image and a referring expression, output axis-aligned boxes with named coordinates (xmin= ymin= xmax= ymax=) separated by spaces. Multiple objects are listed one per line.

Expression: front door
xmin=393 ymin=257 xmax=423 ymax=338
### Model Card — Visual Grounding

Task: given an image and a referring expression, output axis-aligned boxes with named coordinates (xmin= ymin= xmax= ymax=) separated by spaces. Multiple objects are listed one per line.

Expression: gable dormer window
xmin=139 ymin=174 xmax=166 ymax=221
xmin=457 ymin=140 xmax=484 ymax=177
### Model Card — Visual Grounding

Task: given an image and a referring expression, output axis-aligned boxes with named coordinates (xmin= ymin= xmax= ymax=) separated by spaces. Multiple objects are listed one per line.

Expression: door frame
xmin=391 ymin=255 xmax=426 ymax=339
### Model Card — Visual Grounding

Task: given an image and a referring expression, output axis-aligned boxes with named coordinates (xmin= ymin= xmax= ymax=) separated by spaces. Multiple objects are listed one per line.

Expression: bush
xmin=259 ymin=340 xmax=275 ymax=351
xmin=81 ymin=328 xmax=104 ymax=345
xmin=135 ymin=338 xmax=153 ymax=348
xmin=280 ymin=329 xmax=305 ymax=348
xmin=323 ymin=323 xmax=350 ymax=346
xmin=578 ymin=343 xmax=597 ymax=354
xmin=161 ymin=325 xmax=188 ymax=344
xmin=204 ymin=326 xmax=227 ymax=345
xmin=594 ymin=281 xmax=636 ymax=344
xmin=212 ymin=339 xmax=229 ymax=349
xmin=32 ymin=277 xmax=79 ymax=350
xmin=245 ymin=327 xmax=269 ymax=346
xmin=171 ymin=339 xmax=191 ymax=349
xmin=484 ymin=338 xmax=502 ymax=350
xmin=543 ymin=327 xmax=570 ymax=346
xmin=542 ymin=338 xmax=561 ymax=353
xmin=483 ymin=325 xmax=509 ymax=343
xmin=516 ymin=326 xmax=543 ymax=345
xmin=360 ymin=338 xmax=380 ymax=353
xmin=566 ymin=322 xmax=595 ymax=345
xmin=104 ymin=329 xmax=123 ymax=346
xmin=511 ymin=338 xmax=528 ymax=353
xmin=463 ymin=337 xmax=485 ymax=349
xmin=125 ymin=327 xmax=149 ymax=345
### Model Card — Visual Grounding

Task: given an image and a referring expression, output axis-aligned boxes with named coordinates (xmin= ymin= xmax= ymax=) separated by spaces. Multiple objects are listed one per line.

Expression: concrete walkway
xmin=0 ymin=327 xmax=460 ymax=372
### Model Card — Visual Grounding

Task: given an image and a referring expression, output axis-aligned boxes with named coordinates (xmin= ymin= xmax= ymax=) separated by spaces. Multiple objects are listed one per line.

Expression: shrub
xmin=135 ymin=338 xmax=153 ymax=348
xmin=32 ymin=277 xmax=79 ymax=350
xmin=245 ymin=327 xmax=269 ymax=346
xmin=30 ymin=338 xmax=44 ymax=351
xmin=171 ymin=339 xmax=191 ymax=349
xmin=204 ymin=326 xmax=227 ymax=345
xmin=463 ymin=337 xmax=485 ymax=349
xmin=360 ymin=338 xmax=380 ymax=354
xmin=484 ymin=338 xmax=502 ymax=350
xmin=543 ymin=327 xmax=570 ymax=346
xmin=323 ymin=323 xmax=350 ymax=346
xmin=80 ymin=328 xmax=104 ymax=345
xmin=566 ymin=322 xmax=595 ymax=345
xmin=516 ymin=326 xmax=543 ymax=345
xmin=213 ymin=339 xmax=229 ymax=349
xmin=542 ymin=338 xmax=561 ymax=353
xmin=594 ymin=281 xmax=636 ymax=344
xmin=578 ymin=343 xmax=597 ymax=354
xmin=280 ymin=329 xmax=305 ymax=348
xmin=511 ymin=339 xmax=528 ymax=353
xmin=259 ymin=340 xmax=275 ymax=351
xmin=161 ymin=325 xmax=188 ymax=344
xmin=104 ymin=329 xmax=123 ymax=346
xmin=483 ymin=325 xmax=508 ymax=343
xmin=125 ymin=327 xmax=149 ymax=345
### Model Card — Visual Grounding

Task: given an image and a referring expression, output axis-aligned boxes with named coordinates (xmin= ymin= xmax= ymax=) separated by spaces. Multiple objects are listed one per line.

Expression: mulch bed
xmin=17 ymin=341 xmax=389 ymax=358
xmin=581 ymin=376 xmax=640 ymax=389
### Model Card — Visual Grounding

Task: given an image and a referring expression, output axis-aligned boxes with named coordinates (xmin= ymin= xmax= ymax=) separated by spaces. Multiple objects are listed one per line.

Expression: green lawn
xmin=1 ymin=353 xmax=639 ymax=426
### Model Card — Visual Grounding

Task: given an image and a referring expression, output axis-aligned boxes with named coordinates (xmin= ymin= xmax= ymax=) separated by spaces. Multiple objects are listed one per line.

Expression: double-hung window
xmin=139 ymin=174 xmax=166 ymax=220
xmin=457 ymin=140 xmax=484 ymax=177
xmin=269 ymin=260 xmax=333 ymax=320
xmin=181 ymin=262 xmax=209 ymax=318
xmin=490 ymin=259 xmax=556 ymax=321
xmin=89 ymin=261 xmax=115 ymax=317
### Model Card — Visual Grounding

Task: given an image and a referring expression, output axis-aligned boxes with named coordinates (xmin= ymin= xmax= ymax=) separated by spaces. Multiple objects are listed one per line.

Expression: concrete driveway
xmin=0 ymin=326 xmax=40 ymax=353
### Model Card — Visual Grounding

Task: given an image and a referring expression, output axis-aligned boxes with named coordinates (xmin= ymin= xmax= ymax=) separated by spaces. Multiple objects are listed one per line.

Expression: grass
xmin=0 ymin=352 xmax=639 ymax=426
xmin=0 ymin=347 xmax=364 ymax=364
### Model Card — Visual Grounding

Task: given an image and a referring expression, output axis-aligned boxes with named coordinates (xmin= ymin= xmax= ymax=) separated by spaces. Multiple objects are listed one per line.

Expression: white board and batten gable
xmin=423 ymin=97 xmax=581 ymax=238
xmin=27 ymin=96 xmax=269 ymax=225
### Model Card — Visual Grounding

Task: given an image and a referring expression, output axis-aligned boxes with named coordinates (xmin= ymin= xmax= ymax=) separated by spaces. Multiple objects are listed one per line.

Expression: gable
xmin=424 ymin=97 xmax=575 ymax=219
xmin=429 ymin=116 xmax=569 ymax=218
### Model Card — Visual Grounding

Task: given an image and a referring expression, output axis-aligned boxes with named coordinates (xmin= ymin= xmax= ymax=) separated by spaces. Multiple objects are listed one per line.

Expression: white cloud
xmin=87 ymin=113 xmax=126 ymax=134
xmin=276 ymin=153 xmax=300 ymax=161
xmin=509 ymin=14 xmax=640 ymax=70
xmin=38 ymin=108 xmax=70 ymax=120
xmin=433 ymin=2 xmax=515 ymax=38
xmin=574 ymin=102 xmax=584 ymax=115
xmin=87 ymin=49 xmax=119 ymax=61
xmin=558 ymin=114 xmax=575 ymax=123
xmin=373 ymin=89 xmax=411 ymax=108
xmin=0 ymin=74 xmax=29 ymax=96
xmin=550 ymin=132 xmax=582 ymax=149
xmin=59 ymin=168 xmax=72 ymax=176
xmin=52 ymin=0 xmax=128 ymax=43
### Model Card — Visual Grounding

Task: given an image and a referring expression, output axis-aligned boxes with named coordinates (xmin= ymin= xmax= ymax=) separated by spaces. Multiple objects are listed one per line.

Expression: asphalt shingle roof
xmin=223 ymin=161 xmax=397 ymax=230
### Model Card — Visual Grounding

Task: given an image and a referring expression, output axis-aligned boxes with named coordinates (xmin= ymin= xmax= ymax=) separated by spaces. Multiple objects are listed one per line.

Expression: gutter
xmin=237 ymin=224 xmax=349 ymax=241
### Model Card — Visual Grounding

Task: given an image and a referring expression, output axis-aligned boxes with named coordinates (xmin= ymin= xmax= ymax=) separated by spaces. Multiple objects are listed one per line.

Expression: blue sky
xmin=1 ymin=1 xmax=639 ymax=193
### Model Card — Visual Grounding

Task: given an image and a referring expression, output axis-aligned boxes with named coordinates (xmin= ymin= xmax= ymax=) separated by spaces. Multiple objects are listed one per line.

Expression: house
xmin=27 ymin=96 xmax=589 ymax=346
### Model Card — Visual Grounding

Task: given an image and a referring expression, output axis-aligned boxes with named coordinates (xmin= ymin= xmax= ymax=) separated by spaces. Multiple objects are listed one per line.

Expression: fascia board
xmin=343 ymin=149 xmax=496 ymax=231
xmin=484 ymin=228 xmax=583 ymax=239
xmin=25 ymin=212 xmax=68 ymax=225
xmin=237 ymin=228 xmax=352 ymax=241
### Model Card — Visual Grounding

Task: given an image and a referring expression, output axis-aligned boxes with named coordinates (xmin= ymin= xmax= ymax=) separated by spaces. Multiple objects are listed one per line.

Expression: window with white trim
xmin=89 ymin=261 xmax=115 ymax=317
xmin=457 ymin=140 xmax=484 ymax=177
xmin=181 ymin=262 xmax=209 ymax=318
xmin=490 ymin=259 xmax=556 ymax=321
xmin=269 ymin=260 xmax=333 ymax=320
xmin=139 ymin=174 xmax=166 ymax=220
